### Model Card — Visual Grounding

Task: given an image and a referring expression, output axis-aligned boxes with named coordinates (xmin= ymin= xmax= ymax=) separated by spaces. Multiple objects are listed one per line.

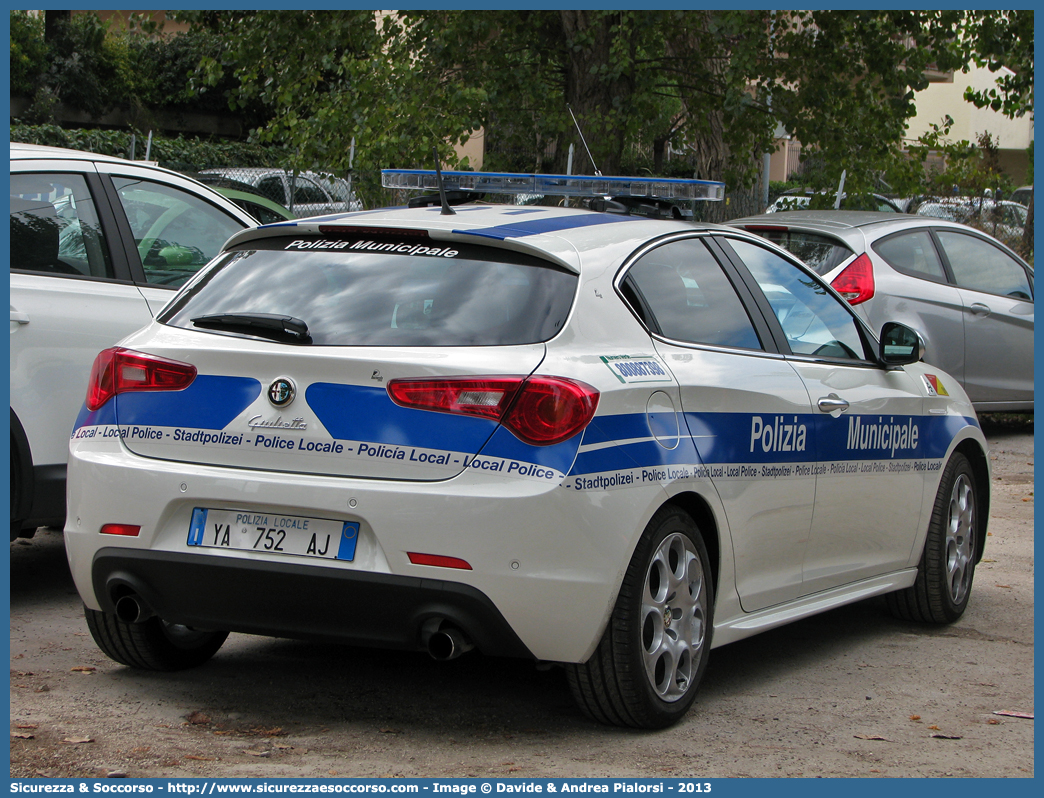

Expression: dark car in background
xmin=200 ymin=168 xmax=362 ymax=217
xmin=189 ymin=173 xmax=297 ymax=224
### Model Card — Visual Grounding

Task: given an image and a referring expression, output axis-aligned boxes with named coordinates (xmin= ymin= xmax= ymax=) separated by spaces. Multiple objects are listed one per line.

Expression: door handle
xmin=818 ymin=393 xmax=850 ymax=415
xmin=10 ymin=307 xmax=29 ymax=325
xmin=969 ymin=302 xmax=991 ymax=318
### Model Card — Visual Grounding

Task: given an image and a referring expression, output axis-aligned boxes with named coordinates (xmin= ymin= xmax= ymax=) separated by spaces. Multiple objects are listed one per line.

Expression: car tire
xmin=566 ymin=505 xmax=713 ymax=729
xmin=886 ymin=452 xmax=978 ymax=623
xmin=84 ymin=606 xmax=228 ymax=671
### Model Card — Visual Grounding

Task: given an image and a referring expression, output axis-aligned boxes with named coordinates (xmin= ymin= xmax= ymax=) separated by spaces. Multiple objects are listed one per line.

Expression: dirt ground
xmin=9 ymin=416 xmax=1034 ymax=779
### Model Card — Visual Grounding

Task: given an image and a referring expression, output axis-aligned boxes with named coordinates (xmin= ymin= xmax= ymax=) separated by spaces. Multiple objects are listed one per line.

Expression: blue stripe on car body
xmin=306 ymin=383 xmax=499 ymax=452
xmin=455 ymin=214 xmax=642 ymax=241
xmin=474 ymin=426 xmax=583 ymax=474
xmin=571 ymin=437 xmax=702 ymax=476
xmin=581 ymin=413 xmax=656 ymax=446
xmin=114 ymin=376 xmax=262 ymax=430
xmin=72 ymin=377 xmax=261 ymax=433
xmin=568 ymin=411 xmax=974 ymax=477
xmin=72 ymin=400 xmax=117 ymax=433
xmin=70 ymin=373 xmax=974 ymax=483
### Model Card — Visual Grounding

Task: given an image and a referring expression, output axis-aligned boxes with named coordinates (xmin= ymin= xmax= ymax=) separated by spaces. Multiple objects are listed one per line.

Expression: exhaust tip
xmin=115 ymin=594 xmax=153 ymax=624
xmin=427 ymin=627 xmax=474 ymax=661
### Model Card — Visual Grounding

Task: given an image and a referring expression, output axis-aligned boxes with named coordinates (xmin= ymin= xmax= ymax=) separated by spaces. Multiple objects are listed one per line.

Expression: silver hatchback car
xmin=727 ymin=211 xmax=1033 ymax=412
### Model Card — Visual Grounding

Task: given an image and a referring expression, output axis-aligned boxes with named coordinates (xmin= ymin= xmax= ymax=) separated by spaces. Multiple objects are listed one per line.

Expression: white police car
xmin=64 ymin=170 xmax=989 ymax=729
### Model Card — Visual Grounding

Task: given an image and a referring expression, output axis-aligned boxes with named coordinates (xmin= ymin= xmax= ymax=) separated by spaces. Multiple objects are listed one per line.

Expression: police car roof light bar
xmin=382 ymin=170 xmax=725 ymax=203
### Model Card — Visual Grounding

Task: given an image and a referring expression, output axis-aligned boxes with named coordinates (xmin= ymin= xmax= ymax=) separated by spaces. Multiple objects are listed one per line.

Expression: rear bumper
xmin=91 ymin=547 xmax=533 ymax=658
xmin=65 ymin=438 xmax=666 ymax=663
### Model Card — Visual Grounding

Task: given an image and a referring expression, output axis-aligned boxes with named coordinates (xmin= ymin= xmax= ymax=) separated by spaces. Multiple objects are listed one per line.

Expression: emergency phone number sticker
xmin=600 ymin=354 xmax=672 ymax=385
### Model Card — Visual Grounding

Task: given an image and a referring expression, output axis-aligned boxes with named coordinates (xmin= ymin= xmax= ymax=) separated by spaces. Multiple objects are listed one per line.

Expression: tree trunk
xmin=652 ymin=136 xmax=667 ymax=174
xmin=662 ymin=14 xmax=731 ymax=186
xmin=557 ymin=10 xmax=634 ymax=175
xmin=44 ymin=10 xmax=71 ymax=43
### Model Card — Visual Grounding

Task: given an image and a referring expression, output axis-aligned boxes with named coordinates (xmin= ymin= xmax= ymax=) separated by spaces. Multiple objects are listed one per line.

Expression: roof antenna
xmin=567 ymin=105 xmax=602 ymax=177
xmin=432 ymin=146 xmax=456 ymax=216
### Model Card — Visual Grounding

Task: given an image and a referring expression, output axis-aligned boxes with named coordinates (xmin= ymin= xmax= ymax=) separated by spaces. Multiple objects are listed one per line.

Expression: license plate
xmin=187 ymin=508 xmax=358 ymax=562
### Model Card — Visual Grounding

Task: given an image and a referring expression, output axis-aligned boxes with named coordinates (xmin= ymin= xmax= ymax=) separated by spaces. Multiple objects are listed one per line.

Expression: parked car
xmin=189 ymin=174 xmax=297 ymax=224
xmin=10 ymin=143 xmax=259 ymax=539
xmin=767 ymin=190 xmax=901 ymax=214
xmin=1009 ymin=185 xmax=1033 ymax=208
xmin=200 ymin=168 xmax=363 ymax=217
xmin=65 ymin=172 xmax=988 ymax=729
xmin=727 ymin=210 xmax=1033 ymax=412
xmin=914 ymin=198 xmax=1028 ymax=241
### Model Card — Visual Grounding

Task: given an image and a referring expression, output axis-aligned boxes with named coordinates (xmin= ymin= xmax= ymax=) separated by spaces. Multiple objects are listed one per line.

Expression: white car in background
xmin=914 ymin=197 xmax=1028 ymax=241
xmin=64 ymin=171 xmax=988 ymax=729
xmin=766 ymin=190 xmax=901 ymax=214
xmin=10 ymin=143 xmax=258 ymax=539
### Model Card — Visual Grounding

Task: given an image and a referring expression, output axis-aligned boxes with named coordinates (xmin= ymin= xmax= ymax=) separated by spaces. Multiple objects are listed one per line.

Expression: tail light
xmin=830 ymin=253 xmax=875 ymax=305
xmin=506 ymin=377 xmax=600 ymax=445
xmin=387 ymin=376 xmax=599 ymax=446
xmin=86 ymin=348 xmax=198 ymax=411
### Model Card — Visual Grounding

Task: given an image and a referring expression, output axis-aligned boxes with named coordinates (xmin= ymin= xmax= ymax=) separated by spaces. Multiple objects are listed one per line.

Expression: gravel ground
xmin=9 ymin=417 xmax=1033 ymax=779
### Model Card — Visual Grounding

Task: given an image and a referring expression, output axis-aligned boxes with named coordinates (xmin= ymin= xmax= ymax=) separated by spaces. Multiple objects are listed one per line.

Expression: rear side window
xmin=744 ymin=228 xmax=853 ymax=275
xmin=873 ymin=230 xmax=947 ymax=282
xmin=239 ymin=200 xmax=290 ymax=225
xmin=160 ymin=235 xmax=578 ymax=346
xmin=10 ymin=172 xmax=114 ymax=278
xmin=623 ymin=237 xmax=762 ymax=350
xmin=290 ymin=177 xmax=329 ymax=205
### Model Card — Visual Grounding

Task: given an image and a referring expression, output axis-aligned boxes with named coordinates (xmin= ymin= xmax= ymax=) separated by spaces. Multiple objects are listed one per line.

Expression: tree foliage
xmin=9 ymin=11 xmax=245 ymax=122
xmin=180 ymin=9 xmax=1029 ymax=204
xmin=179 ymin=10 xmax=487 ymax=194
xmin=961 ymin=10 xmax=1033 ymax=119
xmin=10 ymin=11 xmax=49 ymax=96
xmin=12 ymin=11 xmax=129 ymax=119
xmin=954 ymin=10 xmax=1033 ymax=256
xmin=14 ymin=10 xmax=1031 ymax=214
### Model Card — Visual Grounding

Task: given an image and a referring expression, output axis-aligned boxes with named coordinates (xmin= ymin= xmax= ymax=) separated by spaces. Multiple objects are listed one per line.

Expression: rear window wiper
xmin=191 ymin=313 xmax=312 ymax=344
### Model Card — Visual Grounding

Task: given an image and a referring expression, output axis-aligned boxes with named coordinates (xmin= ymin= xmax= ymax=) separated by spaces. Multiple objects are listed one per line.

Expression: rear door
xmin=111 ymin=232 xmax=578 ymax=481
xmin=10 ymin=162 xmax=152 ymax=475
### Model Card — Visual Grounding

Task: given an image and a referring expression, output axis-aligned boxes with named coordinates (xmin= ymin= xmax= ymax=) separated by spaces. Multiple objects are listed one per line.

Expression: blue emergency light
xmin=381 ymin=169 xmax=725 ymax=203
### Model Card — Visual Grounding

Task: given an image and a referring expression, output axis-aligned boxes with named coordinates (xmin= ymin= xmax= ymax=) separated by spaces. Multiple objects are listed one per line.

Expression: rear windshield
xmin=159 ymin=234 xmax=577 ymax=346
xmin=743 ymin=229 xmax=854 ymax=275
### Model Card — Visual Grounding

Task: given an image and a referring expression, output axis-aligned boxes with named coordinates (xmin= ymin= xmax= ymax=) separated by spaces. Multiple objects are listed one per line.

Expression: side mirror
xmin=879 ymin=322 xmax=924 ymax=366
